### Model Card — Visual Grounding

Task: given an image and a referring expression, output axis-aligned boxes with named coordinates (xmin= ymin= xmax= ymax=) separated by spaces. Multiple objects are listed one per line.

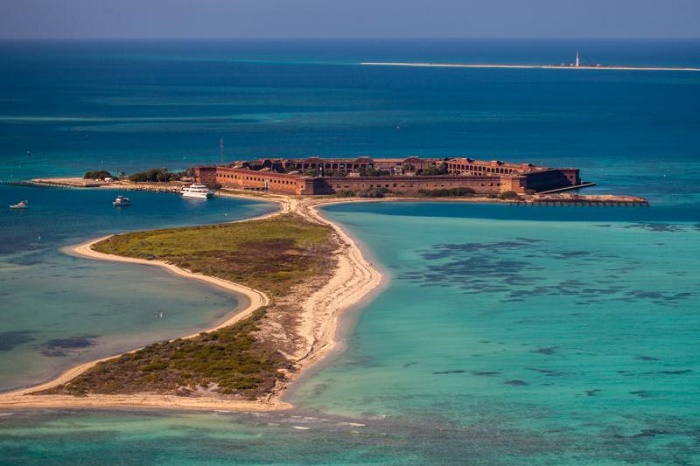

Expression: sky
xmin=0 ymin=0 xmax=698 ymax=40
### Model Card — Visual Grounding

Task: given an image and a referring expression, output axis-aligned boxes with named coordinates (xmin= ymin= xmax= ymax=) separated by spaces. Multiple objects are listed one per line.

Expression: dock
xmin=1 ymin=178 xmax=182 ymax=193
xmin=537 ymin=182 xmax=597 ymax=194
xmin=513 ymin=194 xmax=648 ymax=207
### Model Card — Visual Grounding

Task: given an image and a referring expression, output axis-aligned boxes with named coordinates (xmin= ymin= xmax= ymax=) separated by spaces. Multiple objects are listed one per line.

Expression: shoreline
xmin=0 ymin=195 xmax=383 ymax=413
xmin=0 ymin=185 xmax=644 ymax=412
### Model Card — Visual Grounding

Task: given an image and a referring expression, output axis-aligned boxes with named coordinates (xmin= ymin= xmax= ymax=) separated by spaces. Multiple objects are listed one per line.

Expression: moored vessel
xmin=181 ymin=183 xmax=214 ymax=199
xmin=10 ymin=200 xmax=28 ymax=209
xmin=112 ymin=195 xmax=131 ymax=207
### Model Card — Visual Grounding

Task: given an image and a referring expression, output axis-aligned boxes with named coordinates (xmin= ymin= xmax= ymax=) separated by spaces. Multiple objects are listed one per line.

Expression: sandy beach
xmin=0 ymin=195 xmax=383 ymax=412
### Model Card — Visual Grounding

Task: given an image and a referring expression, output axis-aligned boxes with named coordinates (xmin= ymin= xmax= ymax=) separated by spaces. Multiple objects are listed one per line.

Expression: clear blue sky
xmin=1 ymin=0 xmax=698 ymax=39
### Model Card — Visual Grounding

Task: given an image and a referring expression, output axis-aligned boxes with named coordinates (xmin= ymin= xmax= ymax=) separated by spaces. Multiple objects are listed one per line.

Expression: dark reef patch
xmin=503 ymin=275 xmax=541 ymax=286
xmin=0 ymin=331 xmax=36 ymax=351
xmin=624 ymin=223 xmax=684 ymax=233
xmin=400 ymin=236 xmax=687 ymax=311
xmin=631 ymin=429 xmax=670 ymax=438
xmin=40 ymin=335 xmax=97 ymax=357
xmin=619 ymin=290 xmax=693 ymax=305
xmin=527 ymin=368 xmax=564 ymax=376
xmin=552 ymin=251 xmax=592 ymax=259
xmin=505 ymin=379 xmax=529 ymax=386
xmin=420 ymin=239 xmax=545 ymax=260
xmin=433 ymin=370 xmax=466 ymax=375
xmin=532 ymin=347 xmax=559 ymax=355
xmin=636 ymin=355 xmax=659 ymax=361
xmin=657 ymin=369 xmax=692 ymax=375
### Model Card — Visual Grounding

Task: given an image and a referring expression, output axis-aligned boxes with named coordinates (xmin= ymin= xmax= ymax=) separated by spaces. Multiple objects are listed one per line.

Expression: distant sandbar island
xmin=362 ymin=53 xmax=700 ymax=72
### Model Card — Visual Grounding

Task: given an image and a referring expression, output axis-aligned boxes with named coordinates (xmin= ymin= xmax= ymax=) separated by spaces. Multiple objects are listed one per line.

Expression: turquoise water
xmin=292 ymin=203 xmax=699 ymax=463
xmin=0 ymin=184 xmax=276 ymax=392
xmin=1 ymin=39 xmax=699 ymax=464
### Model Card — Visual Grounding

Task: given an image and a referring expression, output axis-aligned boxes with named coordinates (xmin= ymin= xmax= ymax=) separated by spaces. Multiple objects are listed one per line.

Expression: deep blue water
xmin=0 ymin=39 xmax=699 ymax=464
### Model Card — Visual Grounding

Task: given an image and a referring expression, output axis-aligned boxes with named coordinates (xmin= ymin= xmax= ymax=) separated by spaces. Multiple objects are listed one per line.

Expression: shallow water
xmin=0 ymin=38 xmax=699 ymax=464
xmin=0 ymin=184 xmax=276 ymax=391
xmin=291 ymin=203 xmax=699 ymax=461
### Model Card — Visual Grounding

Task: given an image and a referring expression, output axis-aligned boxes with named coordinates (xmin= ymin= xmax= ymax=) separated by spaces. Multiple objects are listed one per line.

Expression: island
xmin=0 ymin=196 xmax=383 ymax=411
xmin=0 ymin=154 xmax=648 ymax=412
xmin=361 ymin=53 xmax=700 ymax=72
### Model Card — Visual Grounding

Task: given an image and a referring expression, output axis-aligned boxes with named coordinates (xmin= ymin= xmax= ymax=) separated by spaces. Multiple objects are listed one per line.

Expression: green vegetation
xmin=128 ymin=168 xmax=181 ymax=183
xmin=84 ymin=170 xmax=113 ymax=180
xmin=322 ymin=170 xmax=348 ymax=177
xmin=417 ymin=187 xmax=476 ymax=197
xmin=43 ymin=214 xmax=336 ymax=399
xmin=44 ymin=308 xmax=289 ymax=399
xmin=301 ymin=168 xmax=321 ymax=177
xmin=416 ymin=163 xmax=449 ymax=176
xmin=499 ymin=190 xmax=521 ymax=200
xmin=358 ymin=167 xmax=391 ymax=177
xmin=92 ymin=214 xmax=335 ymax=297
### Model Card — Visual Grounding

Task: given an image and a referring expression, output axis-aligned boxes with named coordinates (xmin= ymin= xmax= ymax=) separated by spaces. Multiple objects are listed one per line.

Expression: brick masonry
xmin=195 ymin=157 xmax=581 ymax=195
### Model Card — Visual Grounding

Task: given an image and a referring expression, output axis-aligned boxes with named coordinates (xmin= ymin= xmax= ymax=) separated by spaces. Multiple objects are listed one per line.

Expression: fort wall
xmin=201 ymin=166 xmax=313 ymax=195
xmin=317 ymin=175 xmax=506 ymax=195
xmin=195 ymin=157 xmax=581 ymax=196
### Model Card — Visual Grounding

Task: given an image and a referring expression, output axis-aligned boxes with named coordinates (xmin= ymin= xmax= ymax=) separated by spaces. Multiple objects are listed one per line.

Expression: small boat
xmin=10 ymin=200 xmax=28 ymax=209
xmin=181 ymin=183 xmax=214 ymax=199
xmin=112 ymin=195 xmax=131 ymax=207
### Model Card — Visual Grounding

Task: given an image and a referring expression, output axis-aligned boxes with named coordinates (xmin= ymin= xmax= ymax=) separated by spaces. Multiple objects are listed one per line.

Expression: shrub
xmin=128 ymin=168 xmax=179 ymax=183
xmin=358 ymin=167 xmax=391 ymax=177
xmin=84 ymin=170 xmax=113 ymax=180
xmin=499 ymin=191 xmax=520 ymax=200
xmin=416 ymin=163 xmax=448 ymax=176
xmin=358 ymin=187 xmax=387 ymax=198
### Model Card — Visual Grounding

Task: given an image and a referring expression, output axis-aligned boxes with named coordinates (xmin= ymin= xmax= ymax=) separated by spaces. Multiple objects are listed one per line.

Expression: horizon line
xmin=1 ymin=36 xmax=699 ymax=42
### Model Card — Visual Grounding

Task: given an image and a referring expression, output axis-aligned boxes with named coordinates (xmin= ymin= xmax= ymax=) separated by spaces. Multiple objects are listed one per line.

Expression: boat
xmin=181 ymin=183 xmax=214 ymax=199
xmin=10 ymin=200 xmax=28 ymax=209
xmin=112 ymin=195 xmax=131 ymax=207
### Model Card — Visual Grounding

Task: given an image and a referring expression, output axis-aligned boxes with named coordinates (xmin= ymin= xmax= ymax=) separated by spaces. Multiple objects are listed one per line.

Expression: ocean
xmin=0 ymin=39 xmax=698 ymax=464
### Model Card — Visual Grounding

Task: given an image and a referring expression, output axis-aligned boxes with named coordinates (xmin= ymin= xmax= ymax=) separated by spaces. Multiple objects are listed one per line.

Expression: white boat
xmin=112 ymin=195 xmax=131 ymax=207
xmin=181 ymin=183 xmax=214 ymax=199
xmin=10 ymin=200 xmax=28 ymax=209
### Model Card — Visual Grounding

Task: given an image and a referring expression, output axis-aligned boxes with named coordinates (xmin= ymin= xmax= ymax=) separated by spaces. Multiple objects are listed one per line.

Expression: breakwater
xmin=513 ymin=194 xmax=648 ymax=207
xmin=26 ymin=178 xmax=182 ymax=193
xmin=1 ymin=180 xmax=82 ymax=189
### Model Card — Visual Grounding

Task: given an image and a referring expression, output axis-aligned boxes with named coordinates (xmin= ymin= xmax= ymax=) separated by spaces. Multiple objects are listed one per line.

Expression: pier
xmin=0 ymin=180 xmax=81 ymax=189
xmin=13 ymin=178 xmax=182 ymax=193
xmin=538 ymin=182 xmax=597 ymax=194
xmin=512 ymin=194 xmax=648 ymax=207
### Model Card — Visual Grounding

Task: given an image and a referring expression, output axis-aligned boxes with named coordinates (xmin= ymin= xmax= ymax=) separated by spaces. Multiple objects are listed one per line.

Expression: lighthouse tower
xmin=575 ymin=51 xmax=580 ymax=67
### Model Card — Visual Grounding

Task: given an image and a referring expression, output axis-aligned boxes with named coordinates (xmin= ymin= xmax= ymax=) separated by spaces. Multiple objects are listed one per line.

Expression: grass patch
xmin=92 ymin=213 xmax=335 ymax=297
